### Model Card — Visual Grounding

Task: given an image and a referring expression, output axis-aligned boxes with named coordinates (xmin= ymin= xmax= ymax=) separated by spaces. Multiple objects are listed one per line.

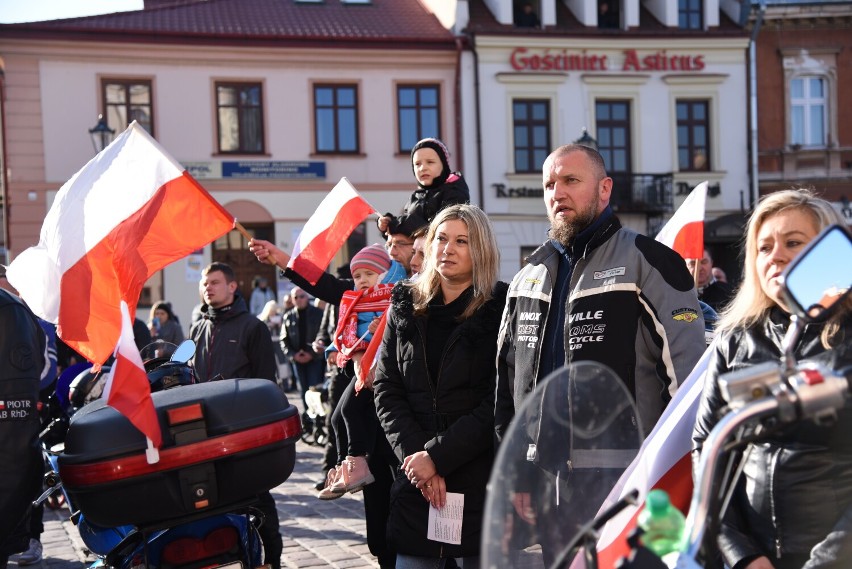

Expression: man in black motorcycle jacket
xmin=0 ymin=288 xmax=46 ymax=562
xmin=495 ymin=144 xmax=706 ymax=440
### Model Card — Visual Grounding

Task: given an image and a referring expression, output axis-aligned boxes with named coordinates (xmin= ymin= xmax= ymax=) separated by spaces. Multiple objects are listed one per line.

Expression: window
xmin=676 ymin=100 xmax=710 ymax=171
xmin=678 ymin=0 xmax=702 ymax=29
xmin=314 ymin=85 xmax=359 ymax=153
xmin=598 ymin=0 xmax=619 ymax=28
xmin=790 ymin=76 xmax=826 ymax=147
xmin=103 ymin=79 xmax=154 ymax=135
xmin=397 ymin=85 xmax=441 ymax=153
xmin=595 ymin=100 xmax=632 ymax=174
xmin=216 ymin=82 xmax=264 ymax=154
xmin=512 ymin=99 xmax=550 ymax=174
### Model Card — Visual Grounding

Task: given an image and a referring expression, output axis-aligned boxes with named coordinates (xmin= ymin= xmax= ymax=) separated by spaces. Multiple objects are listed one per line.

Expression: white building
xmin=431 ymin=0 xmax=751 ymax=278
xmin=0 ymin=0 xmax=460 ymax=329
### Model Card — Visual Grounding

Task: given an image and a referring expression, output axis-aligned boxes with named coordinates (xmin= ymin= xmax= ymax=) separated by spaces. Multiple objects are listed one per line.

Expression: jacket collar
xmin=527 ymin=208 xmax=622 ymax=267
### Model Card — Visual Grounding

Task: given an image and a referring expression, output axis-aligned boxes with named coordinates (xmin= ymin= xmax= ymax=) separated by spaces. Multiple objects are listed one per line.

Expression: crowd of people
xmin=2 ymin=136 xmax=850 ymax=569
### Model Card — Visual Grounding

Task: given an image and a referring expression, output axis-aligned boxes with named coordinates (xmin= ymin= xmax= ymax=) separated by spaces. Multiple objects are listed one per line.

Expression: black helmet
xmin=68 ymin=366 xmax=111 ymax=409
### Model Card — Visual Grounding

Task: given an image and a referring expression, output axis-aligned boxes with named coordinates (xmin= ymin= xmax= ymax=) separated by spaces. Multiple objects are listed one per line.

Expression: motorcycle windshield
xmin=140 ymin=340 xmax=179 ymax=363
xmin=482 ymin=361 xmax=642 ymax=569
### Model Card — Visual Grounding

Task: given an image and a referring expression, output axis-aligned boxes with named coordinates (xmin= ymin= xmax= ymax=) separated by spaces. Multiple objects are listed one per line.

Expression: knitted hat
xmin=411 ymin=138 xmax=452 ymax=189
xmin=350 ymin=244 xmax=392 ymax=274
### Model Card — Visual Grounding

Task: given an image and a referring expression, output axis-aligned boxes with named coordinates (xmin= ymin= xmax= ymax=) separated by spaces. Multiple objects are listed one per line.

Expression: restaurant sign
xmin=509 ymin=47 xmax=705 ymax=73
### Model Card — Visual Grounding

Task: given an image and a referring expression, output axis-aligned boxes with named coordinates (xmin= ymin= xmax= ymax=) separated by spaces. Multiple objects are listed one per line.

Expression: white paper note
xmin=427 ymin=492 xmax=464 ymax=545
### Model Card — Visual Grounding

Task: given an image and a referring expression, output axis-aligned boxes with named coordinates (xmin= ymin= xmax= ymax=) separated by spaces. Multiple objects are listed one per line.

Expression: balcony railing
xmin=609 ymin=173 xmax=674 ymax=214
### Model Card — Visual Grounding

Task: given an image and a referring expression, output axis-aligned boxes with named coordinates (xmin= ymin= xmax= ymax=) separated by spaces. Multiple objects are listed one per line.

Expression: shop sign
xmin=183 ymin=161 xmax=326 ymax=180
xmin=494 ymin=183 xmax=543 ymax=198
xmin=509 ymin=47 xmax=705 ymax=73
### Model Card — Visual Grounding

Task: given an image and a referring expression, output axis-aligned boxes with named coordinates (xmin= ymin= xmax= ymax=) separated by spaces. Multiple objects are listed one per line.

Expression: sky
xmin=0 ymin=0 xmax=144 ymax=24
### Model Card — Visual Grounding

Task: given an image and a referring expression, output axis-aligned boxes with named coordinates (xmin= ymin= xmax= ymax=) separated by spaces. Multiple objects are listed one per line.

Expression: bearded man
xmin=493 ymin=143 xmax=707 ymax=565
xmin=495 ymin=143 xmax=706 ymax=439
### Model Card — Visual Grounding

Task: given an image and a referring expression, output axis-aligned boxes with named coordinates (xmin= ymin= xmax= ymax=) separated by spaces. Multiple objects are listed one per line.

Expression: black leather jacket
xmin=0 ymin=290 xmax=45 ymax=552
xmin=693 ymin=307 xmax=852 ymax=568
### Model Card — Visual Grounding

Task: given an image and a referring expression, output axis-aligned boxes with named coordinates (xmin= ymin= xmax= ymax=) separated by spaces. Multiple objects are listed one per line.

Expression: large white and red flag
xmin=590 ymin=346 xmax=713 ymax=567
xmin=655 ymin=182 xmax=707 ymax=260
xmin=287 ymin=177 xmax=377 ymax=285
xmin=104 ymin=301 xmax=162 ymax=459
xmin=6 ymin=121 xmax=235 ymax=447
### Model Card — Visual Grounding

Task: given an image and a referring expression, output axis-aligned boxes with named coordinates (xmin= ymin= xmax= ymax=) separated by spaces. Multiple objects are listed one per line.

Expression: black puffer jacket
xmin=385 ymin=174 xmax=470 ymax=237
xmin=693 ymin=307 xmax=852 ymax=568
xmin=374 ymin=281 xmax=508 ymax=558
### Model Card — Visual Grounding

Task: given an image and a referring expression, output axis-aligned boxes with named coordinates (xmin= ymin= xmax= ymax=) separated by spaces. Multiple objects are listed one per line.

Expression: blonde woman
xmin=693 ymin=189 xmax=852 ymax=569
xmin=374 ymin=205 xmax=507 ymax=568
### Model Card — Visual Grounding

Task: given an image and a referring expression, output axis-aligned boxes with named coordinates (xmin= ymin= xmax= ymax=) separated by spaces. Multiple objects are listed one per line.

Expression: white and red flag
xmin=6 ymin=121 xmax=235 ymax=448
xmin=287 ymin=177 xmax=377 ymax=285
xmin=104 ymin=301 xmax=162 ymax=460
xmin=591 ymin=346 xmax=713 ymax=567
xmin=655 ymin=182 xmax=707 ymax=260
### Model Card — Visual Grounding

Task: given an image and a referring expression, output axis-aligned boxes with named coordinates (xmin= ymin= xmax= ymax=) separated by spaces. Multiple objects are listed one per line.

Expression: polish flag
xmin=6 ymin=121 xmax=235 ymax=367
xmin=104 ymin=301 xmax=162 ymax=460
xmin=288 ymin=177 xmax=377 ymax=285
xmin=655 ymin=182 xmax=707 ymax=261
xmin=590 ymin=346 xmax=712 ymax=567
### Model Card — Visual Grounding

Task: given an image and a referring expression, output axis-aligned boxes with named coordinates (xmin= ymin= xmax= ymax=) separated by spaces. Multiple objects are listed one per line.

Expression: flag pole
xmin=234 ymin=220 xmax=253 ymax=241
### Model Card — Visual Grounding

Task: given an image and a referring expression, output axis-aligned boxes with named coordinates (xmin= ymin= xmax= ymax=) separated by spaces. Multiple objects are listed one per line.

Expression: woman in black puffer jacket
xmin=693 ymin=189 xmax=852 ymax=569
xmin=374 ymin=204 xmax=507 ymax=568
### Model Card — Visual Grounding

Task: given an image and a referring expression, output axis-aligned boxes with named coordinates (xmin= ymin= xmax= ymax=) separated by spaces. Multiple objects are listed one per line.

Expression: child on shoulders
xmin=378 ymin=138 xmax=469 ymax=237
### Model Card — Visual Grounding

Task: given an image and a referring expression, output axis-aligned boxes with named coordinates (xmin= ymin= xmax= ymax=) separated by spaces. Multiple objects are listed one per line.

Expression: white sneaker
xmin=17 ymin=539 xmax=43 ymax=566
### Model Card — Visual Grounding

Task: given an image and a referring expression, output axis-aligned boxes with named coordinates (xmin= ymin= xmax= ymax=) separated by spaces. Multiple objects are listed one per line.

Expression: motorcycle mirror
xmin=782 ymin=224 xmax=852 ymax=322
xmin=170 ymin=340 xmax=196 ymax=364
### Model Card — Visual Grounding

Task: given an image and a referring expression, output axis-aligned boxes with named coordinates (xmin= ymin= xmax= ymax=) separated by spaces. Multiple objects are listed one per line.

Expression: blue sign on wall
xmin=221 ymin=161 xmax=326 ymax=179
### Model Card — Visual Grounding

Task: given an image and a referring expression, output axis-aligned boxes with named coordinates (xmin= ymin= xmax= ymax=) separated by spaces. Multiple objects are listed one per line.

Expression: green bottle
xmin=637 ymin=489 xmax=686 ymax=557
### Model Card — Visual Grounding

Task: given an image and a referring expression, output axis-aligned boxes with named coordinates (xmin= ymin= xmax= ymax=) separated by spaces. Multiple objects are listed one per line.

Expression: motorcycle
xmin=36 ymin=339 xmax=302 ymax=569
xmin=482 ymin=223 xmax=852 ymax=568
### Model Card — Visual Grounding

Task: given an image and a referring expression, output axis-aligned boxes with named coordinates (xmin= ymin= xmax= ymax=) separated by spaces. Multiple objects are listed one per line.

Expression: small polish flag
xmin=655 ymin=182 xmax=707 ymax=261
xmin=287 ymin=178 xmax=377 ymax=285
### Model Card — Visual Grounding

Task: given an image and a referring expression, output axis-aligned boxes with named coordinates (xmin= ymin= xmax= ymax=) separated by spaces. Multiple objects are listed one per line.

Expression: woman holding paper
xmin=374 ymin=205 xmax=507 ymax=568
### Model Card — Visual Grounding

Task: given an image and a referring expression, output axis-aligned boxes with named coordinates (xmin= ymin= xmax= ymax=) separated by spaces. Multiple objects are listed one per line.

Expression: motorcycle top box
xmin=58 ymin=378 xmax=301 ymax=528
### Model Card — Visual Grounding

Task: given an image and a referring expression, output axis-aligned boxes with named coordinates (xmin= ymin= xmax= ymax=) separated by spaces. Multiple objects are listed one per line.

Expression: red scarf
xmin=333 ymin=284 xmax=393 ymax=369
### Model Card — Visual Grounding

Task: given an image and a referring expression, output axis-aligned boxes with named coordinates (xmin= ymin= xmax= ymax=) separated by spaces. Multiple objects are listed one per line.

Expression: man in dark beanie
xmin=378 ymin=137 xmax=469 ymax=237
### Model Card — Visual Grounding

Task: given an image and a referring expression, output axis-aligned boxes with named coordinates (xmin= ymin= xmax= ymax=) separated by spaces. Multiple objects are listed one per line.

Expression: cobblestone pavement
xmin=9 ymin=397 xmax=380 ymax=569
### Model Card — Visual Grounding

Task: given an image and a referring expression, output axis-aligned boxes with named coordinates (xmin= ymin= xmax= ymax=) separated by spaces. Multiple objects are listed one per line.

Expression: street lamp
xmin=88 ymin=114 xmax=115 ymax=153
xmin=574 ymin=127 xmax=598 ymax=151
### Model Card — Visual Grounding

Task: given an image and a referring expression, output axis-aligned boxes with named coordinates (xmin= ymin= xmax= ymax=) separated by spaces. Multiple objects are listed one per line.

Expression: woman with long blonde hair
xmin=374 ymin=204 xmax=507 ymax=568
xmin=693 ymin=189 xmax=852 ymax=569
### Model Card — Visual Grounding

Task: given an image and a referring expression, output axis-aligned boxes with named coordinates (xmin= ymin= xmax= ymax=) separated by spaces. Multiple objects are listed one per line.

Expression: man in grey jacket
xmin=494 ymin=144 xmax=706 ymax=563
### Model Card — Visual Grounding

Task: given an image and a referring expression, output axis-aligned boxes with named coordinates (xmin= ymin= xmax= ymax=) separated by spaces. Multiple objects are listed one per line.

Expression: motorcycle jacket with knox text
xmin=495 ymin=216 xmax=706 ymax=440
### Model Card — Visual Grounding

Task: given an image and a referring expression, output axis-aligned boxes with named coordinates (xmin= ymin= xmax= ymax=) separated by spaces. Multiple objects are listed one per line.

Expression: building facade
xmin=0 ymin=0 xmax=461 ymax=327
xmin=432 ymin=0 xmax=750 ymax=279
xmin=746 ymin=0 xmax=852 ymax=219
